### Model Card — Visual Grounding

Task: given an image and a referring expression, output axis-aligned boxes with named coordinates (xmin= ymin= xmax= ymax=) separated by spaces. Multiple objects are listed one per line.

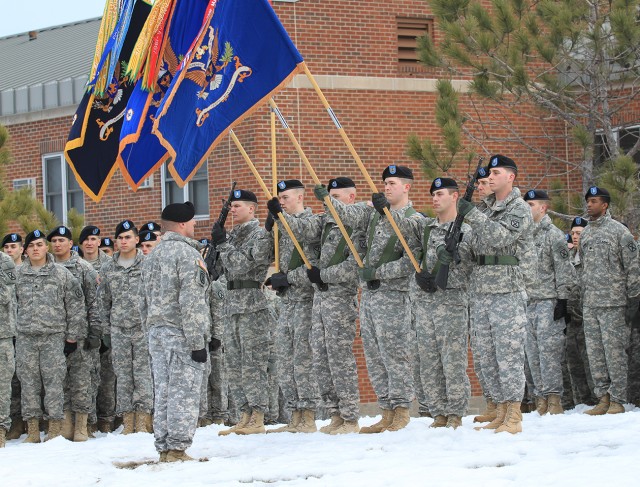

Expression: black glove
xmin=210 ymin=222 xmax=227 ymax=246
xmin=366 ymin=280 xmax=381 ymax=290
xmin=306 ymin=266 xmax=325 ymax=285
xmin=191 ymin=348 xmax=208 ymax=363
xmin=99 ymin=335 xmax=111 ymax=354
xmin=554 ymin=299 xmax=568 ymax=321
xmin=314 ymin=184 xmax=329 ymax=201
xmin=209 ymin=338 xmax=222 ymax=352
xmin=64 ymin=341 xmax=78 ymax=357
xmin=265 ymin=212 xmax=275 ymax=232
xmin=267 ymin=197 xmax=283 ymax=215
xmin=267 ymin=272 xmax=290 ymax=292
xmin=415 ymin=270 xmax=437 ymax=293
xmin=371 ymin=193 xmax=390 ymax=216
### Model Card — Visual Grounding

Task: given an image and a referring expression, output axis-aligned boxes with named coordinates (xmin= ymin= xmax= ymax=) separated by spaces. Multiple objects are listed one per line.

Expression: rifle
xmin=204 ymin=181 xmax=237 ymax=280
xmin=434 ymin=158 xmax=484 ymax=290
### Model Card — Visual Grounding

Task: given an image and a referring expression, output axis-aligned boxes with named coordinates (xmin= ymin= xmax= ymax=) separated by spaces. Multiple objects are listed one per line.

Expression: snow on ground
xmin=2 ymin=404 xmax=640 ymax=486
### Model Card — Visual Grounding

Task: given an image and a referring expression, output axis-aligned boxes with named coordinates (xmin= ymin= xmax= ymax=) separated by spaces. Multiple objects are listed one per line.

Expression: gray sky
xmin=0 ymin=0 xmax=105 ymax=38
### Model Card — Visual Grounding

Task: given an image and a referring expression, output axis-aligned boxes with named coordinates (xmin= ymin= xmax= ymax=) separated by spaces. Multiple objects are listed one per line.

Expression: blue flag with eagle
xmin=153 ymin=0 xmax=304 ymax=185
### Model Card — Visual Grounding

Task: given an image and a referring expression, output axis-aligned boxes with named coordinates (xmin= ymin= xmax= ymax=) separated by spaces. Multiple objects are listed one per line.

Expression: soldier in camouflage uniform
xmin=268 ymin=177 xmax=363 ymax=434
xmin=213 ymin=190 xmax=273 ymax=436
xmin=99 ymin=221 xmax=153 ymax=435
xmin=316 ymin=165 xmax=422 ymax=433
xmin=522 ymin=191 xmax=575 ymax=416
xmin=80 ymin=225 xmax=116 ymax=433
xmin=457 ymin=155 xmax=535 ymax=434
xmin=15 ymin=230 xmax=87 ymax=443
xmin=0 ymin=252 xmax=17 ymax=447
xmin=265 ymin=180 xmax=320 ymax=433
xmin=579 ymin=186 xmax=640 ymax=415
xmin=405 ymin=177 xmax=472 ymax=430
xmin=140 ymin=202 xmax=210 ymax=462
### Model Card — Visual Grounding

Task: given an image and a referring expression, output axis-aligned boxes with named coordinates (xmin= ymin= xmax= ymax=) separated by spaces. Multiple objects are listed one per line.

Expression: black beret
xmin=524 ymin=189 xmax=550 ymax=201
xmin=100 ymin=237 xmax=114 ymax=249
xmin=79 ymin=226 xmax=101 ymax=244
xmin=584 ymin=186 xmax=610 ymax=202
xmin=24 ymin=229 xmax=46 ymax=247
xmin=382 ymin=165 xmax=413 ymax=180
xmin=276 ymin=180 xmax=304 ymax=193
xmin=476 ymin=166 xmax=490 ymax=180
xmin=140 ymin=222 xmax=161 ymax=233
xmin=161 ymin=201 xmax=196 ymax=222
xmin=230 ymin=189 xmax=258 ymax=203
xmin=571 ymin=216 xmax=588 ymax=229
xmin=430 ymin=177 xmax=459 ymax=195
xmin=115 ymin=220 xmax=137 ymax=239
xmin=138 ymin=230 xmax=158 ymax=242
xmin=47 ymin=226 xmax=72 ymax=241
xmin=488 ymin=154 xmax=518 ymax=172
xmin=1 ymin=233 xmax=22 ymax=247
xmin=327 ymin=177 xmax=356 ymax=191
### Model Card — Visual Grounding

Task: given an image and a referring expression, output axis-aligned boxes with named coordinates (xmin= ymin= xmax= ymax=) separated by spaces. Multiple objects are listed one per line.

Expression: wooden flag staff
xmin=301 ymin=64 xmax=421 ymax=272
xmin=271 ymin=108 xmax=280 ymax=272
xmin=268 ymin=98 xmax=364 ymax=268
xmin=229 ymin=130 xmax=311 ymax=269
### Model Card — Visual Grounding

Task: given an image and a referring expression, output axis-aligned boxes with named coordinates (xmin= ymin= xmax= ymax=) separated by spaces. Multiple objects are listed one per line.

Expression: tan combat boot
xmin=547 ymin=394 xmax=564 ymax=415
xmin=60 ymin=410 xmax=74 ymax=440
xmin=385 ymin=407 xmax=410 ymax=432
xmin=73 ymin=413 xmax=89 ymax=442
xmin=97 ymin=419 xmax=113 ymax=433
xmin=429 ymin=415 xmax=447 ymax=428
xmin=46 ymin=419 xmax=63 ymax=441
xmin=495 ymin=401 xmax=523 ymax=434
xmin=121 ymin=412 xmax=135 ymax=435
xmin=330 ymin=419 xmax=360 ymax=435
xmin=135 ymin=412 xmax=152 ymax=433
xmin=0 ymin=427 xmax=6 ymax=448
xmin=235 ymin=410 xmax=266 ymax=435
xmin=159 ymin=451 xmax=168 ymax=463
xmin=295 ymin=409 xmax=317 ymax=433
xmin=7 ymin=417 xmax=25 ymax=440
xmin=219 ymin=411 xmax=251 ymax=436
xmin=475 ymin=402 xmax=507 ymax=430
xmin=164 ymin=450 xmax=195 ymax=462
xmin=23 ymin=418 xmax=41 ymax=443
xmin=360 ymin=409 xmax=395 ymax=434
xmin=446 ymin=415 xmax=462 ymax=429
xmin=585 ymin=393 xmax=610 ymax=416
xmin=198 ymin=418 xmax=213 ymax=428
xmin=319 ymin=414 xmax=344 ymax=434
xmin=607 ymin=401 xmax=625 ymax=414
xmin=87 ymin=422 xmax=97 ymax=438
xmin=473 ymin=400 xmax=497 ymax=423
xmin=535 ymin=396 xmax=548 ymax=416
xmin=267 ymin=410 xmax=301 ymax=434
xmin=212 ymin=418 xmax=224 ymax=425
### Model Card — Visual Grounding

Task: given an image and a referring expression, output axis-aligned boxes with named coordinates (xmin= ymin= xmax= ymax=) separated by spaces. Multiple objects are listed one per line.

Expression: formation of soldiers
xmin=0 ymin=154 xmax=639 ymax=461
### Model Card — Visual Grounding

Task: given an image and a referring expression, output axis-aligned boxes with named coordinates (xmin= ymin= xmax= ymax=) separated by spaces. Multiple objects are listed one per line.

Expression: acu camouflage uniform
xmin=526 ymin=215 xmax=574 ymax=398
xmin=99 ymin=249 xmax=153 ymax=416
xmin=15 ymin=254 xmax=86 ymax=421
xmin=0 ymin=253 xmax=17 ymax=432
xmin=578 ymin=210 xmax=640 ymax=404
xmin=140 ymin=232 xmax=210 ymax=453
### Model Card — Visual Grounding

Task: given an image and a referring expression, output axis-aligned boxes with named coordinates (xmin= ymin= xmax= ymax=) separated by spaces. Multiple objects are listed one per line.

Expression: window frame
xmin=160 ymin=164 xmax=210 ymax=220
xmin=41 ymin=152 xmax=84 ymax=225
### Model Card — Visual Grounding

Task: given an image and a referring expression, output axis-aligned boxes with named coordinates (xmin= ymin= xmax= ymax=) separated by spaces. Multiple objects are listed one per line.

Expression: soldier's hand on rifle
xmin=314 ymin=184 xmax=329 ymax=201
xmin=265 ymin=212 xmax=275 ymax=232
xmin=436 ymin=245 xmax=454 ymax=265
xmin=457 ymin=199 xmax=475 ymax=218
xmin=267 ymin=197 xmax=283 ymax=215
xmin=415 ymin=270 xmax=438 ymax=293
xmin=267 ymin=272 xmax=290 ymax=292
xmin=371 ymin=193 xmax=390 ymax=216
xmin=211 ymin=222 xmax=227 ymax=246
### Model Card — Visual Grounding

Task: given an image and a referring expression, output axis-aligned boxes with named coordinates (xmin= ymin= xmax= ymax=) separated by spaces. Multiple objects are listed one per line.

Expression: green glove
xmin=457 ymin=199 xmax=475 ymax=218
xmin=436 ymin=245 xmax=454 ymax=265
xmin=358 ymin=267 xmax=377 ymax=281
xmin=314 ymin=184 xmax=329 ymax=202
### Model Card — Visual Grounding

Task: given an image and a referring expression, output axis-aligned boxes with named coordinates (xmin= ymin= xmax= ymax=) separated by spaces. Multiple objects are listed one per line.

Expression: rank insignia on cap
xmin=60 ymin=227 xmax=66 ymax=235
xmin=434 ymin=178 xmax=442 ymax=188
xmin=389 ymin=165 xmax=397 ymax=174
xmin=34 ymin=230 xmax=41 ymax=238
xmin=234 ymin=190 xmax=241 ymax=198
xmin=528 ymin=190 xmax=535 ymax=199
xmin=479 ymin=167 xmax=487 ymax=177
xmin=92 ymin=228 xmax=99 ymax=235
xmin=590 ymin=187 xmax=597 ymax=195
xmin=11 ymin=234 xmax=17 ymax=242
xmin=491 ymin=157 xmax=498 ymax=166
xmin=123 ymin=221 xmax=130 ymax=230
xmin=332 ymin=181 xmax=337 ymax=188
xmin=278 ymin=181 xmax=286 ymax=190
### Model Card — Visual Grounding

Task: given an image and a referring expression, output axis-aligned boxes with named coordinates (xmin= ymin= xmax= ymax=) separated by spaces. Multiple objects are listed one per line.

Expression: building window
xmin=161 ymin=163 xmax=209 ymax=219
xmin=397 ymin=17 xmax=433 ymax=71
xmin=13 ymin=177 xmax=36 ymax=197
xmin=42 ymin=153 xmax=84 ymax=224
xmin=595 ymin=125 xmax=640 ymax=165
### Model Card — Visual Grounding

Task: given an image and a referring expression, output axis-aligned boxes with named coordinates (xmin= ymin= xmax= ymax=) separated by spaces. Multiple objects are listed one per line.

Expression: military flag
xmin=118 ymin=0 xmax=210 ymax=189
xmin=153 ymin=0 xmax=304 ymax=185
xmin=64 ymin=0 xmax=152 ymax=202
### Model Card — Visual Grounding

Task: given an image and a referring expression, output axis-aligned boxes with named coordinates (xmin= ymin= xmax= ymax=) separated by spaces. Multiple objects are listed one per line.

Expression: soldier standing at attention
xmin=456 ymin=155 xmax=534 ymax=434
xmin=140 ymin=202 xmax=210 ymax=462
xmin=522 ymin=190 xmax=574 ymax=415
xmin=316 ymin=165 xmax=422 ymax=433
xmin=0 ymin=251 xmax=16 ymax=447
xmin=579 ymin=186 xmax=640 ymax=415
xmin=99 ymin=221 xmax=153 ymax=434
xmin=213 ymin=190 xmax=273 ymax=436
xmin=15 ymin=230 xmax=86 ymax=443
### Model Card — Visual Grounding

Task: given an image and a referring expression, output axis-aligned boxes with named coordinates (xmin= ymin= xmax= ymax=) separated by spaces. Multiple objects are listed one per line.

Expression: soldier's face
xmin=384 ymin=177 xmax=410 ymax=206
xmin=183 ymin=219 xmax=196 ymax=239
xmin=431 ymin=189 xmax=456 ymax=215
xmin=476 ymin=179 xmax=491 ymax=198
xmin=488 ymin=168 xmax=515 ymax=193
xmin=571 ymin=226 xmax=584 ymax=247
xmin=26 ymin=239 xmax=47 ymax=264
xmin=140 ymin=241 xmax=157 ymax=255
xmin=50 ymin=236 xmax=73 ymax=258
xmin=117 ymin=230 xmax=139 ymax=254
xmin=3 ymin=242 xmax=23 ymax=259
xmin=329 ymin=188 xmax=356 ymax=204
xmin=586 ymin=197 xmax=608 ymax=218
xmin=279 ymin=189 xmax=304 ymax=214
xmin=82 ymin=235 xmax=100 ymax=254
xmin=526 ymin=200 xmax=548 ymax=223
xmin=230 ymin=201 xmax=254 ymax=225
